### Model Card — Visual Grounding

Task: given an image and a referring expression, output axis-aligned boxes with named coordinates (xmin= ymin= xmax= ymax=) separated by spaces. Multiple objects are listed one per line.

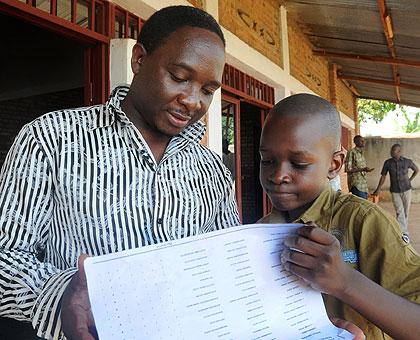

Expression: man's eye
xmin=170 ymin=73 xmax=187 ymax=83
xmin=202 ymin=88 xmax=215 ymax=96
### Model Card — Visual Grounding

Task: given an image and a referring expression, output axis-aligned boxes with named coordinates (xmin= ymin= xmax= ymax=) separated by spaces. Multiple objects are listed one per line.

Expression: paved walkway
xmin=378 ymin=201 xmax=420 ymax=253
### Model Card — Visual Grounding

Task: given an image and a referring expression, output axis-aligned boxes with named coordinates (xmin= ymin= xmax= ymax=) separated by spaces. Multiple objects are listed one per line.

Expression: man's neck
xmin=121 ymin=95 xmax=171 ymax=163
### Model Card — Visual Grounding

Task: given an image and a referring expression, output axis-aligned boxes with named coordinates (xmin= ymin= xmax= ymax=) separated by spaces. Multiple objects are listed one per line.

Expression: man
xmin=0 ymin=6 xmax=239 ymax=339
xmin=373 ymin=143 xmax=418 ymax=239
xmin=344 ymin=135 xmax=374 ymax=199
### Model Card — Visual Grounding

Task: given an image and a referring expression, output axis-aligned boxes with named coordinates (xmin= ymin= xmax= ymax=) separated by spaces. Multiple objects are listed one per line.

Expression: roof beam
xmin=338 ymin=74 xmax=420 ymax=91
xmin=377 ymin=0 xmax=400 ymax=102
xmin=312 ymin=51 xmax=420 ymax=68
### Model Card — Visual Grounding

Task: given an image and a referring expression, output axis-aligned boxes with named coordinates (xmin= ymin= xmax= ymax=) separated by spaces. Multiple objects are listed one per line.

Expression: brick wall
xmin=219 ymin=0 xmax=283 ymax=67
xmin=288 ymin=16 xmax=330 ymax=99
xmin=337 ymin=79 xmax=354 ymax=119
xmin=0 ymin=88 xmax=83 ymax=167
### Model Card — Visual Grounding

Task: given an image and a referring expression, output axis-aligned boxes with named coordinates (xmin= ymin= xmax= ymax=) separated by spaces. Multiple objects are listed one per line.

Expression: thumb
xmin=77 ymin=254 xmax=90 ymax=286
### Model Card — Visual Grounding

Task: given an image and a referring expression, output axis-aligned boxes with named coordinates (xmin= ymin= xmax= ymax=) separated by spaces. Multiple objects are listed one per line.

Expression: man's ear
xmin=131 ymin=43 xmax=147 ymax=74
xmin=327 ymin=149 xmax=345 ymax=180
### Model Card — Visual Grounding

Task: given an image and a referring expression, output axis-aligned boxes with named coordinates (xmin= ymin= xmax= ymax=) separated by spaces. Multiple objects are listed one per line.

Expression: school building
xmin=1 ymin=0 xmax=419 ymax=225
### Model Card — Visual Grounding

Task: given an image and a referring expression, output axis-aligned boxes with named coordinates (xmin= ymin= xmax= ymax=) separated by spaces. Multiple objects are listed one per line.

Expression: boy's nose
xmin=270 ymin=165 xmax=291 ymax=184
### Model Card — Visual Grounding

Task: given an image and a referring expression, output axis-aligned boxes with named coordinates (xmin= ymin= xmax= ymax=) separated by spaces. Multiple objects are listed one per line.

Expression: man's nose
xmin=178 ymin=86 xmax=202 ymax=112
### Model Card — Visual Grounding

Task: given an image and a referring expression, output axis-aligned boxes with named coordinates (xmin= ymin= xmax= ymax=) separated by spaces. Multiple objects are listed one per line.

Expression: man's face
xmin=355 ymin=137 xmax=365 ymax=148
xmin=391 ymin=146 xmax=401 ymax=159
xmin=130 ymin=26 xmax=225 ymax=137
xmin=259 ymin=115 xmax=333 ymax=213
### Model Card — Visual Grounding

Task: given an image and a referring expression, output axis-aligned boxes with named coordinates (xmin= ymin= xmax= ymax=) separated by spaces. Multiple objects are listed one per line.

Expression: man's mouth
xmin=167 ymin=110 xmax=191 ymax=128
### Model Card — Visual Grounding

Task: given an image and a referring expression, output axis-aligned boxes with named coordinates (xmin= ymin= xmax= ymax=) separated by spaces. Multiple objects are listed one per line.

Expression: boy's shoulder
xmin=334 ymin=191 xmax=394 ymax=222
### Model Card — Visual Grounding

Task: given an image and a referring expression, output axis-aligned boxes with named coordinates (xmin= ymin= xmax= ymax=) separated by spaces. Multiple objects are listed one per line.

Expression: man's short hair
xmin=138 ymin=5 xmax=225 ymax=54
xmin=391 ymin=143 xmax=401 ymax=150
xmin=353 ymin=135 xmax=362 ymax=143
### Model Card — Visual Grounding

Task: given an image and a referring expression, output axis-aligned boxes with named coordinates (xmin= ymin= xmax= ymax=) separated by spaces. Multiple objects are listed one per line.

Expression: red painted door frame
xmin=0 ymin=0 xmax=110 ymax=105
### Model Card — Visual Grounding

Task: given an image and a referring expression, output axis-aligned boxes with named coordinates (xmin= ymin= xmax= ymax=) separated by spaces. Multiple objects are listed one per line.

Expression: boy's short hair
xmin=138 ymin=5 xmax=226 ymax=54
xmin=268 ymin=93 xmax=341 ymax=151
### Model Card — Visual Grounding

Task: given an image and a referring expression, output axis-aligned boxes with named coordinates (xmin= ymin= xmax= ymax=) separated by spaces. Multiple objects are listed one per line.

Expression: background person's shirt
xmin=381 ymin=156 xmax=417 ymax=193
xmin=344 ymin=147 xmax=368 ymax=193
xmin=0 ymin=86 xmax=240 ymax=339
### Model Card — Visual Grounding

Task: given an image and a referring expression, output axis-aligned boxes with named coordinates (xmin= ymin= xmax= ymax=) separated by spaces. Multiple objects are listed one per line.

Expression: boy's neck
xmin=285 ymin=200 xmax=316 ymax=223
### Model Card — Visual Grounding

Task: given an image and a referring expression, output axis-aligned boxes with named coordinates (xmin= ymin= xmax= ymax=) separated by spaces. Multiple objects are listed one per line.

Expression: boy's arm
xmin=282 ymin=223 xmax=420 ymax=340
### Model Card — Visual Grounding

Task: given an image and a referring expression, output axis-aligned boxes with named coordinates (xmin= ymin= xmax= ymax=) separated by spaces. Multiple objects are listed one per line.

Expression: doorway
xmin=221 ymin=94 xmax=268 ymax=224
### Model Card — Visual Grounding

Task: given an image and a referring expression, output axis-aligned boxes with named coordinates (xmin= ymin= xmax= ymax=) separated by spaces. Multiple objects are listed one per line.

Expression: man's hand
xmin=330 ymin=317 xmax=365 ymax=340
xmin=281 ymin=222 xmax=354 ymax=297
xmin=373 ymin=189 xmax=380 ymax=196
xmin=61 ymin=254 xmax=97 ymax=340
xmin=362 ymin=167 xmax=374 ymax=172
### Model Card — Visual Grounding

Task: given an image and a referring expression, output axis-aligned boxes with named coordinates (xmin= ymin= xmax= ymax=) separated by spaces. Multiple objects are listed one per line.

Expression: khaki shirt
xmin=259 ymin=186 xmax=420 ymax=339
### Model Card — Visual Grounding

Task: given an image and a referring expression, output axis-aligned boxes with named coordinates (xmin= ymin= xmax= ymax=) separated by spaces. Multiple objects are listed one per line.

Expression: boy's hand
xmin=330 ymin=317 xmax=365 ymax=340
xmin=281 ymin=222 xmax=353 ymax=297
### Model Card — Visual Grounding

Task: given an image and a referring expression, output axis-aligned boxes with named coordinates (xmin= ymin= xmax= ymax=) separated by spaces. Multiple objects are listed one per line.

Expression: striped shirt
xmin=0 ymin=86 xmax=240 ymax=339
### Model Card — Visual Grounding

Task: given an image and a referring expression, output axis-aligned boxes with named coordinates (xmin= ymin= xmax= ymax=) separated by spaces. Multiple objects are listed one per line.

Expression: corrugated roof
xmin=285 ymin=0 xmax=420 ymax=107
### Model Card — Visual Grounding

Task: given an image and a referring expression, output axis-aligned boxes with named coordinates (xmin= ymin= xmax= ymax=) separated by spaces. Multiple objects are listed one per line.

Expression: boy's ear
xmin=327 ymin=149 xmax=345 ymax=180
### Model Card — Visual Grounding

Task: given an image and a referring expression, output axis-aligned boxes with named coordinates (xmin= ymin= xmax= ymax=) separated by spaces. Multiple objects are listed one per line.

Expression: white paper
xmin=85 ymin=224 xmax=353 ymax=340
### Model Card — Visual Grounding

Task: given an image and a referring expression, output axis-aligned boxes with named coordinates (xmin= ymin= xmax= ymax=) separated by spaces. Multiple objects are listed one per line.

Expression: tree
xmin=357 ymin=99 xmax=396 ymax=123
xmin=357 ymin=98 xmax=420 ymax=133
xmin=400 ymin=106 xmax=420 ymax=133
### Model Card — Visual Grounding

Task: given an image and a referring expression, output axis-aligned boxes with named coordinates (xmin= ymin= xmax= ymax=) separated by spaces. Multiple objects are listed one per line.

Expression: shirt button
xmin=157 ymin=218 xmax=163 ymax=224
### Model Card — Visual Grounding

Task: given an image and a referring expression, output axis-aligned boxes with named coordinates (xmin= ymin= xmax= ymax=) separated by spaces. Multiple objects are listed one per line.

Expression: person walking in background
xmin=344 ymin=135 xmax=374 ymax=199
xmin=373 ymin=143 xmax=418 ymax=241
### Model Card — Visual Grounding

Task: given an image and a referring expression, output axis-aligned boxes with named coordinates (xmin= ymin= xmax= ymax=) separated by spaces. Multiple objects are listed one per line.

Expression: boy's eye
xmin=291 ymin=162 xmax=309 ymax=170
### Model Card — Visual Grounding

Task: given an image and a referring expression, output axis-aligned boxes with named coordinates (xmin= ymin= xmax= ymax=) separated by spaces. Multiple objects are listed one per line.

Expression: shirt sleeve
xmin=0 ymin=125 xmax=76 ymax=339
xmin=344 ymin=149 xmax=354 ymax=172
xmin=356 ymin=205 xmax=420 ymax=303
xmin=380 ymin=160 xmax=389 ymax=176
xmin=212 ymin=160 xmax=241 ymax=230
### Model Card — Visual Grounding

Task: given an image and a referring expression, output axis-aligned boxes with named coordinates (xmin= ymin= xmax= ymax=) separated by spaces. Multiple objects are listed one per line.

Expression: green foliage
xmin=357 ymin=99 xmax=396 ymax=123
xmin=357 ymin=98 xmax=420 ymax=133
xmin=400 ymin=107 xmax=420 ymax=133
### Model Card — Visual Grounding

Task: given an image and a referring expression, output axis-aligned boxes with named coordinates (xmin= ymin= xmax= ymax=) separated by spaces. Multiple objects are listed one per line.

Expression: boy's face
xmin=260 ymin=114 xmax=337 ymax=214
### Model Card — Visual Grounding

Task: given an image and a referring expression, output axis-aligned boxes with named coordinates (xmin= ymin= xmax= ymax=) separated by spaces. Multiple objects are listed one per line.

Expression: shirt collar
xmin=90 ymin=85 xmax=206 ymax=144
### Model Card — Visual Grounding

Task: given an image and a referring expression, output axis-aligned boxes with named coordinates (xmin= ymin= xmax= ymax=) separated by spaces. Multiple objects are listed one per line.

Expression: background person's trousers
xmin=391 ymin=189 xmax=412 ymax=234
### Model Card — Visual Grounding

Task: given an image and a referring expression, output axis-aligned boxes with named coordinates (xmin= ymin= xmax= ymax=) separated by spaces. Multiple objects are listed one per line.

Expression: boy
xmin=259 ymin=93 xmax=420 ymax=339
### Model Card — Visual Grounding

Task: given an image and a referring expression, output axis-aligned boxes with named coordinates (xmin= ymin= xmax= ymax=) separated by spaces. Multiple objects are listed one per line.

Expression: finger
xmin=281 ymin=247 xmax=318 ymax=269
xmin=284 ymin=235 xmax=325 ymax=257
xmin=330 ymin=317 xmax=365 ymax=340
xmin=297 ymin=224 xmax=337 ymax=246
xmin=77 ymin=254 xmax=90 ymax=286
